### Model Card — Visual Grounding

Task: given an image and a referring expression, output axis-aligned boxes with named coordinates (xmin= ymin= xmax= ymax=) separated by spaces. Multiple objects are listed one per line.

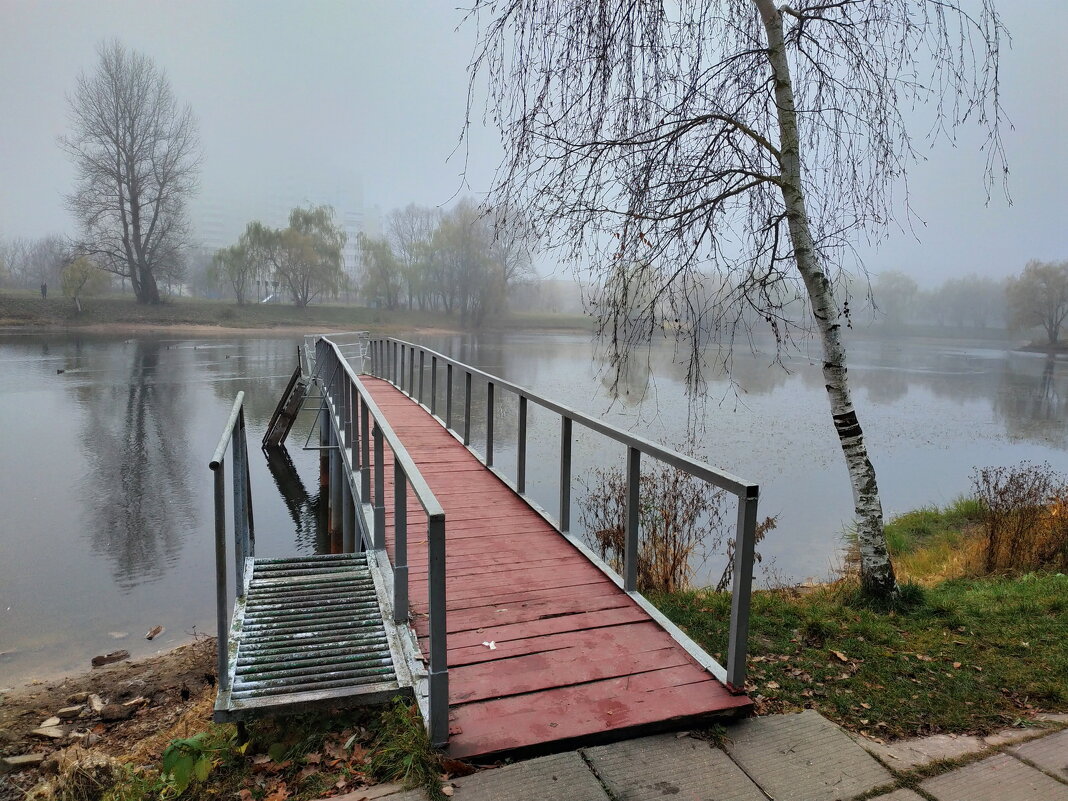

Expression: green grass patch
xmin=884 ymin=496 xmax=983 ymax=555
xmin=367 ymin=699 xmax=447 ymax=800
xmin=653 ymin=572 xmax=1068 ymax=740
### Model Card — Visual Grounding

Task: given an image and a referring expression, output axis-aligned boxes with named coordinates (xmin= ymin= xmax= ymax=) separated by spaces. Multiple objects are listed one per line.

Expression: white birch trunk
xmin=755 ymin=0 xmax=898 ymax=597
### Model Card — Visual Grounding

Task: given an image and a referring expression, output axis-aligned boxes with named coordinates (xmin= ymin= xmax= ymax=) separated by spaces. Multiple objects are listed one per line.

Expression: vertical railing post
xmin=418 ymin=350 xmax=425 ymax=404
xmin=427 ymin=515 xmax=449 ymax=748
xmin=212 ymin=464 xmax=228 ymax=691
xmin=446 ymin=364 xmax=454 ymax=430
xmin=408 ymin=345 xmax=415 ymax=395
xmin=486 ymin=381 xmax=495 ymax=467
xmin=463 ymin=371 xmax=472 ymax=445
xmin=239 ymin=409 xmax=255 ymax=559
xmin=352 ymin=390 xmax=362 ymax=475
xmin=517 ymin=395 xmax=527 ymax=494
xmin=559 ymin=416 xmax=572 ymax=532
xmin=393 ymin=341 xmax=399 ymax=386
xmin=342 ymin=472 xmax=355 ymax=553
xmin=231 ymin=427 xmax=247 ymax=593
xmin=431 ymin=356 xmax=438 ymax=415
xmin=329 ymin=423 xmax=343 ymax=553
xmin=373 ymin=424 xmax=385 ymax=549
xmin=624 ymin=447 xmax=641 ymax=592
xmin=726 ymin=488 xmax=759 ymax=692
xmin=393 ymin=461 xmax=408 ymax=623
xmin=344 ymin=378 xmax=354 ymax=450
xmin=360 ymin=402 xmax=371 ymax=501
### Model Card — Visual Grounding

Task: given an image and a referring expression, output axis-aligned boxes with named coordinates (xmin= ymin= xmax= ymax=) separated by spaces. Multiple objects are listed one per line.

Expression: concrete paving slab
xmin=1038 ymin=713 xmax=1068 ymax=724
xmin=869 ymin=791 xmax=924 ymax=801
xmin=722 ymin=710 xmax=892 ymax=801
xmin=448 ymin=752 xmax=610 ymax=801
xmin=981 ymin=727 xmax=1046 ymax=747
xmin=921 ymin=753 xmax=1068 ymax=801
xmin=1010 ymin=728 xmax=1068 ymax=782
xmin=856 ymin=733 xmax=985 ymax=771
xmin=583 ymin=733 xmax=767 ymax=801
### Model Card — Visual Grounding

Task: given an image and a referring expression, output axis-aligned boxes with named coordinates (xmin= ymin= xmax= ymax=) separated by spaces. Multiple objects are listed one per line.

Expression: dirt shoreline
xmin=0 ymin=639 xmax=216 ymax=798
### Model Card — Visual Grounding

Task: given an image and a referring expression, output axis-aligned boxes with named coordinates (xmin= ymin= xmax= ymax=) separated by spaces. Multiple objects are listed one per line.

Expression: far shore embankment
xmin=0 ymin=291 xmax=593 ymax=338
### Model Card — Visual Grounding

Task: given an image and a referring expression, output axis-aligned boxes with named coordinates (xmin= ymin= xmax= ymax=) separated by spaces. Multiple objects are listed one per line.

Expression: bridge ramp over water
xmin=211 ymin=336 xmax=758 ymax=759
xmin=358 ymin=375 xmax=752 ymax=758
xmin=209 ymin=392 xmax=415 ymax=725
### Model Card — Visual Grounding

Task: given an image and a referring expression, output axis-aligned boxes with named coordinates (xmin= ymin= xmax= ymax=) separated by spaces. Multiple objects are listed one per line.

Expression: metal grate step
xmin=215 ymin=554 xmax=407 ymax=720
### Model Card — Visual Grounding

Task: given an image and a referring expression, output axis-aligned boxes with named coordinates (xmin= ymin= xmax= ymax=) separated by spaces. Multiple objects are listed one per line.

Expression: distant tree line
xmin=208 ymin=205 xmax=346 ymax=307
xmin=871 ymin=262 xmax=1068 ymax=346
xmin=871 ymin=271 xmax=1008 ymax=330
xmin=358 ymin=198 xmax=534 ymax=327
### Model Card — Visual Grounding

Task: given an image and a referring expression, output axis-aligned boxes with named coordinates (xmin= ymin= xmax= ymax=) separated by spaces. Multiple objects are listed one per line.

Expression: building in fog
xmin=189 ymin=170 xmax=381 ymax=298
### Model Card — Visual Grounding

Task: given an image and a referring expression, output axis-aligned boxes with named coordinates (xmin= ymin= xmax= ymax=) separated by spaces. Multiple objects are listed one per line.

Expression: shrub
xmin=973 ymin=462 xmax=1068 ymax=574
xmin=581 ymin=460 xmax=777 ymax=594
xmin=582 ymin=462 xmax=724 ymax=593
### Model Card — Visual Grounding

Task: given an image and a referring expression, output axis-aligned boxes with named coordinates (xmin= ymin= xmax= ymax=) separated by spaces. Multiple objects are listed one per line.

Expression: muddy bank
xmin=0 ymin=640 xmax=216 ymax=799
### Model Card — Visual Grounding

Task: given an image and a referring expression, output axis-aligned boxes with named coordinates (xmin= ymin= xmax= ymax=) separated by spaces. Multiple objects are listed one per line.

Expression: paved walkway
xmin=332 ymin=710 xmax=1068 ymax=801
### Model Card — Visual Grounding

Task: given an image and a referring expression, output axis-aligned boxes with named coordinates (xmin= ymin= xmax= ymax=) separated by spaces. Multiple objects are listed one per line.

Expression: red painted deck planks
xmin=359 ymin=377 xmax=750 ymax=758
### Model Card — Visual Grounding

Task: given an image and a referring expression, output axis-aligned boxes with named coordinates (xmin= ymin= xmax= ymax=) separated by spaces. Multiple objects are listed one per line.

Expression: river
xmin=1 ymin=328 xmax=1065 ymax=687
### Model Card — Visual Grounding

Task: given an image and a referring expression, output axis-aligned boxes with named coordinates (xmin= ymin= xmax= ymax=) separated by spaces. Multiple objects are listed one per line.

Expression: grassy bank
xmin=656 ymin=495 xmax=1068 ymax=741
xmin=0 ymin=290 xmax=591 ymax=334
xmin=657 ymin=574 xmax=1066 ymax=740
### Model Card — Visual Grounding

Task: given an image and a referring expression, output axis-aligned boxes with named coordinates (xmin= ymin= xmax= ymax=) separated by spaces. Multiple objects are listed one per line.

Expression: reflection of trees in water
xmin=77 ymin=340 xmax=196 ymax=591
xmin=263 ymin=445 xmax=326 ymax=553
xmin=995 ymin=357 xmax=1068 ymax=448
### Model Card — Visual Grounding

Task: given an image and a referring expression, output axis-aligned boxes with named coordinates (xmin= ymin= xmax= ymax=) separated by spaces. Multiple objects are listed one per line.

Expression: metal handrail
xmin=315 ymin=338 xmax=449 ymax=747
xmin=368 ymin=336 xmax=760 ymax=692
xmin=209 ymin=392 xmax=256 ymax=694
xmin=304 ymin=331 xmax=370 ymax=378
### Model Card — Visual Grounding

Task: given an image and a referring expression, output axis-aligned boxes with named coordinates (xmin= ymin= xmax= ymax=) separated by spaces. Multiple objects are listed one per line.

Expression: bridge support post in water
xmin=329 ymin=423 xmax=343 ymax=554
xmin=342 ymin=473 xmax=356 ymax=553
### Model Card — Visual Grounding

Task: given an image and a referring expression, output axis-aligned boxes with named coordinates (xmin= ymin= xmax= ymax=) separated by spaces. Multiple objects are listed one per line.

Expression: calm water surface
xmin=1 ymin=330 xmax=1065 ymax=686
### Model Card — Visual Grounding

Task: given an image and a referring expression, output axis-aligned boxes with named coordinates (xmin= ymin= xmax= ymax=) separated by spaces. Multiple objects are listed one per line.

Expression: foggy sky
xmin=0 ymin=0 xmax=1064 ymax=285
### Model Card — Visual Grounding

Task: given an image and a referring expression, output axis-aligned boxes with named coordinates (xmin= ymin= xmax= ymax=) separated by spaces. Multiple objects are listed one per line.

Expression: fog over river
xmin=1 ymin=330 xmax=1064 ymax=686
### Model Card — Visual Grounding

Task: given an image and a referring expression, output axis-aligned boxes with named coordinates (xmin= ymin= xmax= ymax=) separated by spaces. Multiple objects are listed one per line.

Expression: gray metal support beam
xmin=559 ymin=416 xmax=572 ymax=532
xmin=373 ymin=424 xmax=386 ymax=550
xmin=427 ymin=515 xmax=448 ymax=747
xmin=393 ymin=461 xmax=408 ymax=623
xmin=486 ymin=381 xmax=494 ymax=467
xmin=624 ymin=446 xmax=640 ymax=593
xmin=517 ymin=395 xmax=527 ymax=494
xmin=463 ymin=371 xmax=472 ymax=445
xmin=726 ymin=490 xmax=759 ymax=692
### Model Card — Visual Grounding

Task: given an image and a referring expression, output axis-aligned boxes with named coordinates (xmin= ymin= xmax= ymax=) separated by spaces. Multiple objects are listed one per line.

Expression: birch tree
xmin=62 ymin=41 xmax=199 ymax=305
xmin=469 ymin=0 xmax=1007 ymax=598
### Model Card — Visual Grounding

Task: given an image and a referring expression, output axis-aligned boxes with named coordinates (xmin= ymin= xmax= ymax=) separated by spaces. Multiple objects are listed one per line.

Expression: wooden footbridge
xmin=209 ymin=334 xmax=761 ymax=759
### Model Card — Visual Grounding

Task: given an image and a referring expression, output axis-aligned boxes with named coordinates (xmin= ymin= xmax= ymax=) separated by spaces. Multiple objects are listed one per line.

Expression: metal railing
xmin=314 ymin=337 xmax=450 ymax=746
xmin=303 ymin=331 xmax=369 ymax=378
xmin=209 ymin=392 xmax=256 ymax=694
xmin=368 ymin=337 xmax=760 ymax=691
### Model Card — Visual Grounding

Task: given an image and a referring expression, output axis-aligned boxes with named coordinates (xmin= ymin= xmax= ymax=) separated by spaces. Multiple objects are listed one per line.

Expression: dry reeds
xmin=973 ymin=462 xmax=1068 ymax=574
xmin=582 ymin=462 xmax=724 ymax=594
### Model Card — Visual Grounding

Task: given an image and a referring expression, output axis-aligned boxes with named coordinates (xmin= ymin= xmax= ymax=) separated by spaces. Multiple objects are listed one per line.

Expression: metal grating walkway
xmin=214 ymin=553 xmax=411 ymax=721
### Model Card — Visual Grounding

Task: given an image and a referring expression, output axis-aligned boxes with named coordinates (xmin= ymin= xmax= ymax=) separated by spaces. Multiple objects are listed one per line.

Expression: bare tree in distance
xmin=62 ymin=40 xmax=199 ymax=305
xmin=1007 ymin=260 xmax=1068 ymax=347
xmin=387 ymin=204 xmax=442 ymax=309
xmin=468 ymin=1 xmax=1008 ymax=599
